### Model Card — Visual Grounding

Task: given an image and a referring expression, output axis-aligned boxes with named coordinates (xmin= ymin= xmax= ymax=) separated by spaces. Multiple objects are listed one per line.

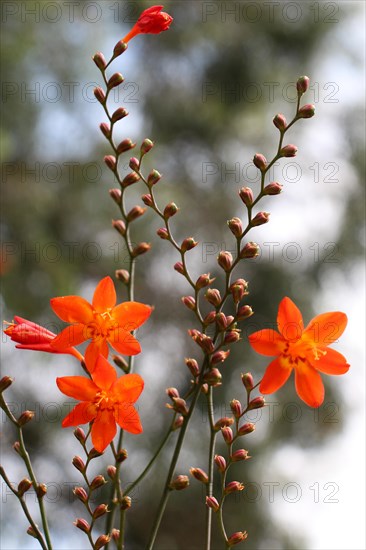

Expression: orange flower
xmin=122 ymin=5 xmax=173 ymax=43
xmin=57 ymin=355 xmax=144 ymax=452
xmin=50 ymin=276 xmax=152 ymax=371
xmin=4 ymin=316 xmax=83 ymax=361
xmin=248 ymin=297 xmax=350 ymax=407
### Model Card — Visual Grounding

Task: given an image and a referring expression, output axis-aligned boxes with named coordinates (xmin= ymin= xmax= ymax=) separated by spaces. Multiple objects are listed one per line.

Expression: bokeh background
xmin=1 ymin=1 xmax=365 ymax=549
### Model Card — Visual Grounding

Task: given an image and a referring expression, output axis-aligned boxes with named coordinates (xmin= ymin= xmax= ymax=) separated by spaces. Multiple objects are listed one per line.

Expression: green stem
xmin=205 ymin=386 xmax=217 ymax=550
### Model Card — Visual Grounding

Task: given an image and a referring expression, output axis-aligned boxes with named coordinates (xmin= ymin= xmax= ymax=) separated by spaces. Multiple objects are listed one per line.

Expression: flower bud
xmin=132 ymin=242 xmax=151 ymax=257
xmin=104 ymin=155 xmax=116 ymax=172
xmin=109 ymin=188 xmax=122 ymax=205
xmin=129 ymin=157 xmax=140 ymax=171
xmin=18 ymin=478 xmax=32 ymax=497
xmin=169 ymin=475 xmax=189 ymax=491
xmin=93 ymin=504 xmax=109 ymax=520
xmin=248 ymin=396 xmax=265 ymax=410
xmin=182 ymin=296 xmax=196 ymax=310
xmin=230 ymin=278 xmax=248 ymax=303
xmin=164 ymin=202 xmax=179 ymax=219
xmin=113 ymin=40 xmax=128 ymax=57
xmin=93 ymin=87 xmax=106 ymax=104
xmin=111 ymin=529 xmax=120 ymax=541
xmin=73 ymin=486 xmax=88 ymax=503
xmin=140 ymin=138 xmax=154 ymax=155
xmin=90 ymin=475 xmax=106 ymax=491
xmin=195 ymin=273 xmax=214 ymax=289
xmin=206 ymin=496 xmax=220 ymax=512
xmin=115 ymin=269 xmax=130 ymax=284
xmin=36 ymin=483 xmax=47 ymax=498
xmin=227 ymin=217 xmax=243 ymax=238
xmin=217 ymin=251 xmax=233 ymax=272
xmin=224 ymin=329 xmax=241 ymax=344
xmin=13 ymin=441 xmax=21 ymax=455
xmin=116 ymin=449 xmax=128 ymax=463
xmin=112 ymin=354 xmax=129 ymax=371
xmin=181 ymin=237 xmax=198 ymax=252
xmin=230 ymin=399 xmax=242 ymax=418
xmin=251 ymin=211 xmax=270 ymax=227
xmin=167 ymin=397 xmax=188 ymax=416
xmin=141 ymin=193 xmax=153 ymax=207
xmin=211 ymin=350 xmax=230 ymax=365
xmin=92 ymin=52 xmax=107 ymax=70
xmin=214 ymin=417 xmax=234 ymax=430
xmin=0 ymin=376 xmax=13 ymax=393
xmin=231 ymin=449 xmax=250 ymax=462
xmin=111 ymin=107 xmax=128 ymax=123
xmin=239 ymin=186 xmax=254 ymax=206
xmin=174 ymin=261 xmax=184 ymax=274
xmin=224 ymin=481 xmax=244 ymax=495
xmin=273 ymin=113 xmax=287 ymax=131
xmin=18 ymin=410 xmax=34 ymax=426
xmin=122 ymin=172 xmax=140 ymax=187
xmin=227 ymin=531 xmax=248 ymax=546
xmin=72 ymin=456 xmax=85 ymax=473
xmin=203 ymin=368 xmax=222 ymax=386
xmin=200 ymin=335 xmax=215 ymax=354
xmin=201 ymin=383 xmax=209 ymax=394
xmin=173 ymin=415 xmax=184 ymax=430
xmin=27 ymin=526 xmax=38 ymax=538
xmin=74 ymin=518 xmax=90 ymax=533
xmin=185 ymin=358 xmax=199 ymax=377
xmin=214 ymin=455 xmax=227 ymax=472
xmin=297 ymin=104 xmax=315 ymax=119
xmin=238 ymin=422 xmax=256 ymax=436
xmin=147 ymin=169 xmax=162 ymax=186
xmin=241 ymin=372 xmax=254 ymax=391
xmin=166 ymin=387 xmax=180 ymax=399
xmin=280 ymin=144 xmax=297 ymax=158
xmin=89 ymin=448 xmax=103 ymax=459
xmin=121 ymin=496 xmax=132 ymax=510
xmin=205 ymin=288 xmax=222 ymax=307
xmin=236 ymin=305 xmax=253 ymax=321
xmin=95 ymin=534 xmax=111 ymax=550
xmin=112 ymin=219 xmax=126 ymax=236
xmin=117 ymin=138 xmax=136 ymax=154
xmin=253 ymin=153 xmax=267 ymax=171
xmin=100 ymin=122 xmax=110 ymax=139
xmin=240 ymin=242 xmax=260 ymax=259
xmin=127 ymin=206 xmax=146 ymax=222
xmin=107 ymin=466 xmax=117 ymax=480
xmin=156 ymin=227 xmax=168 ymax=240
xmin=190 ymin=467 xmax=209 ymax=484
xmin=215 ymin=312 xmax=227 ymax=331
xmin=203 ymin=311 xmax=217 ymax=325
xmin=221 ymin=426 xmax=233 ymax=444
xmin=107 ymin=72 xmax=124 ymax=90
xmin=263 ymin=182 xmax=283 ymax=195
xmin=296 ymin=75 xmax=310 ymax=95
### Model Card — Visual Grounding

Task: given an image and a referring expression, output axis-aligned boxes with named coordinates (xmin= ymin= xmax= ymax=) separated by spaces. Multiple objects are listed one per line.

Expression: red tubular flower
xmin=122 ymin=5 xmax=173 ymax=43
xmin=50 ymin=277 xmax=152 ymax=371
xmin=57 ymin=355 xmax=144 ymax=452
xmin=4 ymin=316 xmax=83 ymax=361
xmin=248 ymin=297 xmax=350 ymax=407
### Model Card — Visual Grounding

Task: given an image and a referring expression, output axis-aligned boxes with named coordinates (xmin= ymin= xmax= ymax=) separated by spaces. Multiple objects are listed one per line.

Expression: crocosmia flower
xmin=248 ymin=297 xmax=349 ymax=407
xmin=122 ymin=5 xmax=173 ymax=43
xmin=57 ymin=355 xmax=144 ymax=452
xmin=50 ymin=276 xmax=151 ymax=370
xmin=4 ymin=316 xmax=83 ymax=361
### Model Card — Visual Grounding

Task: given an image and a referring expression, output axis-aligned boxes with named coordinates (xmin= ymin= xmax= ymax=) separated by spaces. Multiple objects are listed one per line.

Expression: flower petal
xmin=85 ymin=340 xmax=109 ymax=372
xmin=248 ymin=329 xmax=284 ymax=356
xmin=92 ymin=276 xmax=116 ymax=312
xmin=92 ymin=355 xmax=117 ymax=390
xmin=109 ymin=328 xmax=141 ymax=356
xmin=56 ymin=376 xmax=97 ymax=401
xmin=114 ymin=403 xmax=143 ymax=434
xmin=50 ymin=296 xmax=94 ymax=324
xmin=51 ymin=324 xmax=87 ymax=350
xmin=112 ymin=302 xmax=152 ymax=331
xmin=91 ymin=409 xmax=117 ymax=452
xmin=259 ymin=357 xmax=292 ymax=394
xmin=62 ymin=402 xmax=96 ymax=427
xmin=310 ymin=348 xmax=350 ymax=375
xmin=294 ymin=363 xmax=324 ymax=407
xmin=303 ymin=312 xmax=348 ymax=345
xmin=112 ymin=373 xmax=144 ymax=403
xmin=277 ymin=297 xmax=304 ymax=341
